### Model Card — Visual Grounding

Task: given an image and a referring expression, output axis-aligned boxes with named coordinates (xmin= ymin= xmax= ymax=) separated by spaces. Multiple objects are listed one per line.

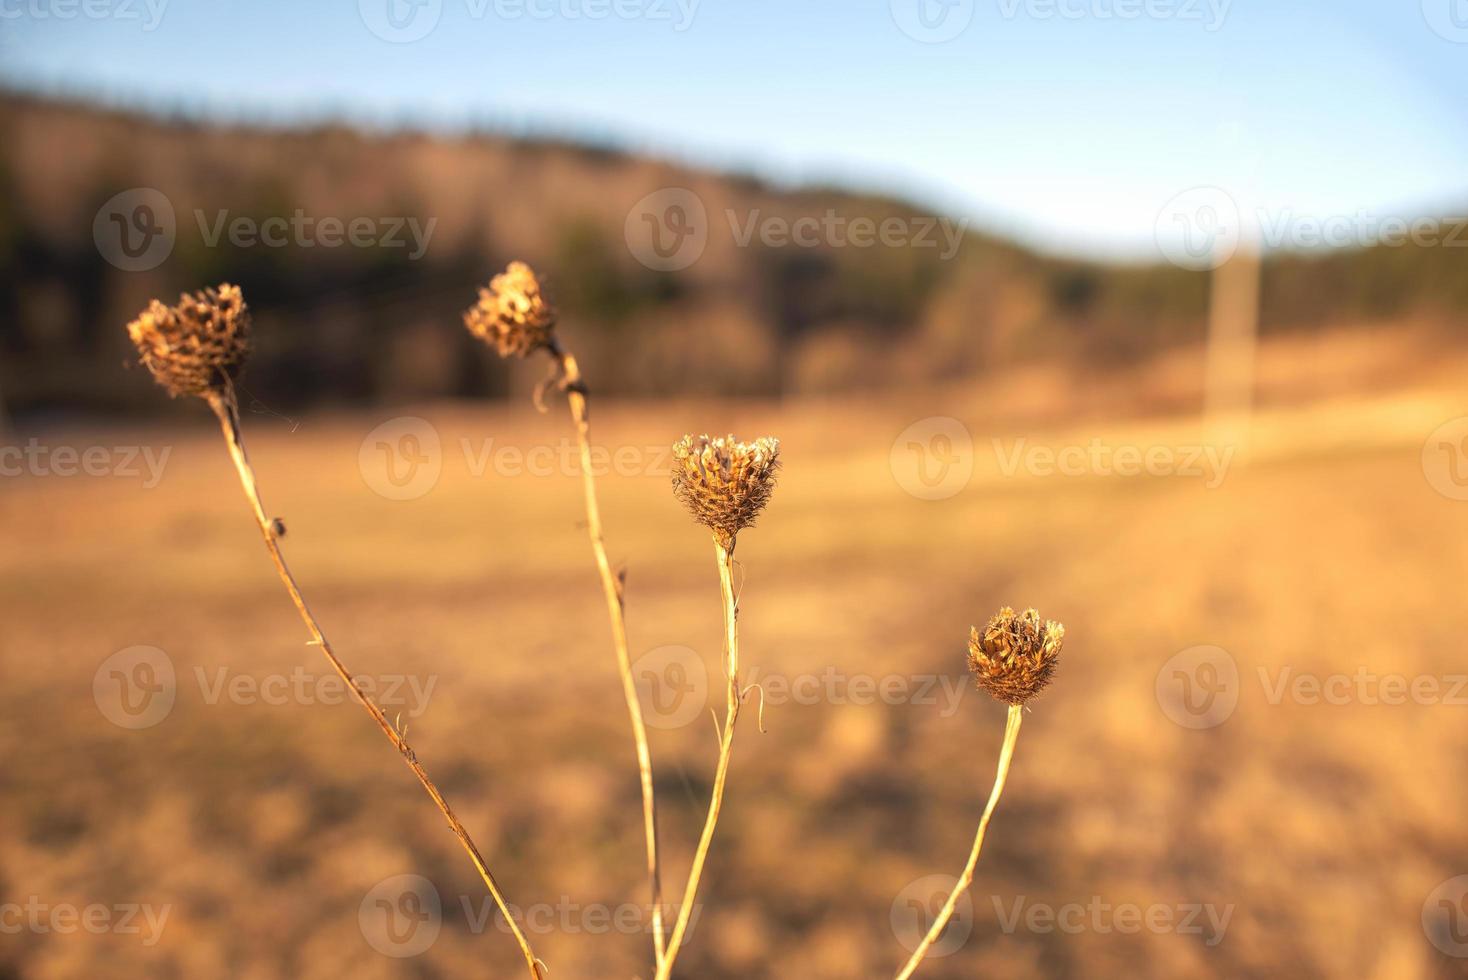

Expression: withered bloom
xmin=671 ymin=434 xmax=780 ymax=546
xmin=463 ymin=261 xmax=558 ymax=358
xmin=126 ymin=284 xmax=251 ymax=398
xmin=967 ymin=607 xmax=1064 ymax=705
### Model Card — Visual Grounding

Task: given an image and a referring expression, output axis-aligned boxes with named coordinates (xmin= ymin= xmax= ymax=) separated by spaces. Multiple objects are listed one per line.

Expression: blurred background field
xmin=5 ymin=328 xmax=1468 ymax=978
xmin=5 ymin=2 xmax=1468 ymax=977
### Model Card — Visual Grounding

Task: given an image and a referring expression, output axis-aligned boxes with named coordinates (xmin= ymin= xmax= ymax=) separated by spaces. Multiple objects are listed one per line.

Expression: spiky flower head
xmin=126 ymin=284 xmax=251 ymax=399
xmin=463 ymin=261 xmax=557 ymax=358
xmin=671 ymin=434 xmax=781 ymax=546
xmin=967 ymin=607 xmax=1064 ymax=705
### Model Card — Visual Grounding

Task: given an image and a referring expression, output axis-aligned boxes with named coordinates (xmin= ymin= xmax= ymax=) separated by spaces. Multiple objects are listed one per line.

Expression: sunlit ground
xmin=5 ymin=332 xmax=1468 ymax=979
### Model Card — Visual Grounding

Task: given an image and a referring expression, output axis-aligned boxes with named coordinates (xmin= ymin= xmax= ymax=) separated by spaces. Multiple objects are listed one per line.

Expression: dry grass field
xmin=5 ymin=332 xmax=1468 ymax=979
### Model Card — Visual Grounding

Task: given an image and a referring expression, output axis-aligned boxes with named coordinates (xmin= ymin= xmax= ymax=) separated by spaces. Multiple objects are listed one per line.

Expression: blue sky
xmin=2 ymin=0 xmax=1466 ymax=259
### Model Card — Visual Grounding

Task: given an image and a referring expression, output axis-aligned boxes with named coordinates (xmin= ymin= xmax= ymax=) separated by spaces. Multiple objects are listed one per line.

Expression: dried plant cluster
xmin=126 ymin=284 xmax=250 ymax=398
xmin=462 ymin=260 xmax=559 ymax=357
xmin=671 ymin=433 xmax=782 ymax=547
xmin=125 ymin=282 xmax=548 ymax=979
xmin=127 ymin=264 xmax=1067 ymax=980
xmin=968 ymin=606 xmax=1065 ymax=705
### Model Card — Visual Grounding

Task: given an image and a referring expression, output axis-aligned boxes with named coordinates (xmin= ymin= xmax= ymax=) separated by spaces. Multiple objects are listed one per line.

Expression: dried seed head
xmin=126 ymin=283 xmax=251 ymax=399
xmin=463 ymin=261 xmax=557 ymax=358
xmin=671 ymin=433 xmax=781 ymax=546
xmin=967 ymin=607 xmax=1064 ymax=705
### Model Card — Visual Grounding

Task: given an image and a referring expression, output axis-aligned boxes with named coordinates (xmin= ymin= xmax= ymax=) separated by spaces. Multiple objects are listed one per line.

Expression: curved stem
xmin=656 ymin=537 xmax=742 ymax=980
xmin=550 ymin=343 xmax=667 ymax=968
xmin=205 ymin=391 xmax=546 ymax=980
xmin=894 ymin=704 xmax=1024 ymax=980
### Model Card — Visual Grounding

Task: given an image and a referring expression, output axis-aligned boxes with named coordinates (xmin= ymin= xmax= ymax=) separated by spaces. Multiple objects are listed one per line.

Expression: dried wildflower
xmin=671 ymin=434 xmax=780 ymax=546
xmin=967 ymin=607 xmax=1064 ymax=705
xmin=126 ymin=284 xmax=251 ymax=398
xmin=463 ymin=261 xmax=558 ymax=358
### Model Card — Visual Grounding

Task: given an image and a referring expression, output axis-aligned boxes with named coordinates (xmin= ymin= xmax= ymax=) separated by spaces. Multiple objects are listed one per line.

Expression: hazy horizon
xmin=3 ymin=0 xmax=1466 ymax=262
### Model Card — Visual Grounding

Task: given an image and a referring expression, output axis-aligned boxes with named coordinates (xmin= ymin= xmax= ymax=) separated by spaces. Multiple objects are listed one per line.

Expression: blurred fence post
xmin=1204 ymin=238 xmax=1260 ymax=462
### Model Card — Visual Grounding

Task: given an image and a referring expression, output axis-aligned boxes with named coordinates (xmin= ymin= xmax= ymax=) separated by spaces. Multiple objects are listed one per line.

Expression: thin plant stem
xmin=548 ymin=341 xmax=667 ymax=968
xmin=656 ymin=537 xmax=742 ymax=980
xmin=894 ymin=703 xmax=1025 ymax=980
xmin=205 ymin=389 xmax=547 ymax=980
